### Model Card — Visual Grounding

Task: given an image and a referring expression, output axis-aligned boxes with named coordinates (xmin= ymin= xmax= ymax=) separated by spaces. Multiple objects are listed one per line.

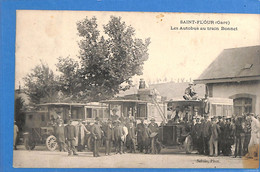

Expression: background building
xmin=194 ymin=45 xmax=260 ymax=115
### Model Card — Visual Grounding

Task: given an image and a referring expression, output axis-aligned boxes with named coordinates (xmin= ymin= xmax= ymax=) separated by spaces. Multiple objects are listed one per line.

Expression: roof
xmin=194 ymin=45 xmax=260 ymax=84
xmin=100 ymin=99 xmax=148 ymax=104
xmin=116 ymin=82 xmax=205 ymax=100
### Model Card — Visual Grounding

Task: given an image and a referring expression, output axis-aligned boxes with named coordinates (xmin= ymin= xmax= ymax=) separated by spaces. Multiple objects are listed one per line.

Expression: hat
xmin=150 ymin=117 xmax=155 ymax=121
xmin=112 ymin=108 xmax=118 ymax=112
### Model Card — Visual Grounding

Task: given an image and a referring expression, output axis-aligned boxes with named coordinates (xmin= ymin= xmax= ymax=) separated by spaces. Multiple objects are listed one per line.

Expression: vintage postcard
xmin=13 ymin=10 xmax=260 ymax=168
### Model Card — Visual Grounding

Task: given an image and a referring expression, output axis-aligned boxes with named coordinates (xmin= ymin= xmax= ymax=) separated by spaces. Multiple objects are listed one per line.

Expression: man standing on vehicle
xmin=64 ymin=120 xmax=78 ymax=156
xmin=91 ymin=117 xmax=103 ymax=157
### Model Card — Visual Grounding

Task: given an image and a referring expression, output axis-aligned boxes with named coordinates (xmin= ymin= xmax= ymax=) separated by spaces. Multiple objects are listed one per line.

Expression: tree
xmin=23 ymin=62 xmax=59 ymax=104
xmin=76 ymin=16 xmax=150 ymax=101
xmin=55 ymin=56 xmax=82 ymax=101
xmin=14 ymin=96 xmax=26 ymax=131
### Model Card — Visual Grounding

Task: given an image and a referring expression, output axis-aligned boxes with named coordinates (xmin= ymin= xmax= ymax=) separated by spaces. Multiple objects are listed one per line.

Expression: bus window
xmin=137 ymin=104 xmax=147 ymax=119
xmin=86 ymin=108 xmax=92 ymax=118
xmin=99 ymin=109 xmax=104 ymax=118
xmin=93 ymin=109 xmax=97 ymax=119
xmin=41 ymin=114 xmax=45 ymax=121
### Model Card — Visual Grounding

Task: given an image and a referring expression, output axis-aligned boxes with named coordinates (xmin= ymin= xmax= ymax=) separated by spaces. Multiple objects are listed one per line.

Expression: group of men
xmin=188 ymin=113 xmax=260 ymax=159
xmin=54 ymin=114 xmax=161 ymax=157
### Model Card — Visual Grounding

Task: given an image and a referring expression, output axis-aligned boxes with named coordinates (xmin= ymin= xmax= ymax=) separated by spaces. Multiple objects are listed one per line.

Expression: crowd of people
xmin=53 ymin=113 xmax=161 ymax=157
xmin=177 ymin=112 xmax=260 ymax=159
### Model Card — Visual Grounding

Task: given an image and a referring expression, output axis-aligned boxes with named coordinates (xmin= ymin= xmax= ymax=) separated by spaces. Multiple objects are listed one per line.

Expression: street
xmin=12 ymin=145 xmax=259 ymax=168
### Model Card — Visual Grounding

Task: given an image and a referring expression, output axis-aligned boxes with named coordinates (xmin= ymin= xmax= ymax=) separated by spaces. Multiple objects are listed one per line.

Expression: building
xmin=194 ymin=45 xmax=260 ymax=115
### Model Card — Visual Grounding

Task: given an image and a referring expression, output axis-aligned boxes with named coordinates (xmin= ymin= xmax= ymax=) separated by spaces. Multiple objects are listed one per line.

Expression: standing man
xmin=209 ymin=117 xmax=220 ymax=157
xmin=148 ymin=118 xmax=159 ymax=154
xmin=103 ymin=119 xmax=114 ymax=155
xmin=64 ymin=120 xmax=78 ymax=156
xmin=55 ymin=119 xmax=66 ymax=152
xmin=128 ymin=122 xmax=136 ymax=153
xmin=14 ymin=121 xmax=19 ymax=150
xmin=122 ymin=122 xmax=128 ymax=153
xmin=247 ymin=113 xmax=260 ymax=159
xmin=111 ymin=108 xmax=119 ymax=122
xmin=114 ymin=120 xmax=124 ymax=154
xmin=218 ymin=116 xmax=225 ymax=155
xmin=202 ymin=116 xmax=211 ymax=155
xmin=137 ymin=118 xmax=145 ymax=153
xmin=91 ymin=117 xmax=103 ymax=157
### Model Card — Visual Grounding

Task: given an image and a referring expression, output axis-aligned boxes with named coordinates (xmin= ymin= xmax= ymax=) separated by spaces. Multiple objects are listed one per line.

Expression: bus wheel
xmin=46 ymin=135 xmax=58 ymax=151
xmin=184 ymin=135 xmax=193 ymax=154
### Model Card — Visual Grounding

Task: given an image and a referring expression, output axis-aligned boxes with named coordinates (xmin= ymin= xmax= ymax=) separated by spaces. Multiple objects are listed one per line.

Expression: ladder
xmin=150 ymin=96 xmax=167 ymax=123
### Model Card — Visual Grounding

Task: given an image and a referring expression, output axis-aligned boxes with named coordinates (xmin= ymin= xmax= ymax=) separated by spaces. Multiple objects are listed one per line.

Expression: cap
xmin=150 ymin=117 xmax=155 ymax=121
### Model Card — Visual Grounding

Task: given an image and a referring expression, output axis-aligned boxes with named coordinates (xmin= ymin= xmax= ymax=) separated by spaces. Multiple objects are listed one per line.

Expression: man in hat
xmin=183 ymin=82 xmax=198 ymax=100
xmin=103 ymin=119 xmax=114 ymax=155
xmin=148 ymin=118 xmax=159 ymax=154
xmin=91 ymin=117 xmax=103 ymax=157
xmin=218 ymin=116 xmax=225 ymax=155
xmin=14 ymin=121 xmax=19 ymax=150
xmin=201 ymin=116 xmax=212 ymax=155
xmin=111 ymin=108 xmax=119 ymax=122
xmin=209 ymin=117 xmax=221 ymax=156
xmin=222 ymin=116 xmax=234 ymax=156
xmin=114 ymin=120 xmax=125 ymax=154
xmin=55 ymin=119 xmax=66 ymax=152
xmin=128 ymin=122 xmax=136 ymax=153
xmin=64 ymin=120 xmax=78 ymax=156
xmin=136 ymin=118 xmax=146 ymax=153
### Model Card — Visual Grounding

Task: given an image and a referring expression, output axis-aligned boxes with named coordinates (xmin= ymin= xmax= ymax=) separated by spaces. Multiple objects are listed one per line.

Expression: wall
xmin=208 ymin=81 xmax=260 ymax=114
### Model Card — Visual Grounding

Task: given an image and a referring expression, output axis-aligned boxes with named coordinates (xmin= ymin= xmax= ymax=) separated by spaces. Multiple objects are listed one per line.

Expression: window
xmin=28 ymin=115 xmax=33 ymax=120
xmin=41 ymin=114 xmax=45 ymax=121
xmin=136 ymin=104 xmax=147 ymax=119
xmin=234 ymin=98 xmax=252 ymax=115
xmin=86 ymin=108 xmax=92 ymax=118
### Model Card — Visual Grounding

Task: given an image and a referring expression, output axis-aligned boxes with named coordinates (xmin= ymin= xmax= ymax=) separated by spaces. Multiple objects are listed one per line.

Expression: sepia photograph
xmin=13 ymin=10 xmax=260 ymax=168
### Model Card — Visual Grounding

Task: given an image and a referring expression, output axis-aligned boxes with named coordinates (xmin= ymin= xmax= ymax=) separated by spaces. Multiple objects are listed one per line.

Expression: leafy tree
xmin=14 ymin=96 xmax=26 ymax=131
xmin=76 ymin=16 xmax=150 ymax=101
xmin=23 ymin=62 xmax=59 ymax=104
xmin=55 ymin=56 xmax=82 ymax=101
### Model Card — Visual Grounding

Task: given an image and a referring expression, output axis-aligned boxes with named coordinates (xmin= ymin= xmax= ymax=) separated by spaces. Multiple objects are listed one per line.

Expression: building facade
xmin=194 ymin=45 xmax=260 ymax=115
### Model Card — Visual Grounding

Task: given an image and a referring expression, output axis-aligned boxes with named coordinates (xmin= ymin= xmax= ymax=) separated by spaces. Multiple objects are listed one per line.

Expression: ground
xmin=13 ymin=145 xmax=259 ymax=169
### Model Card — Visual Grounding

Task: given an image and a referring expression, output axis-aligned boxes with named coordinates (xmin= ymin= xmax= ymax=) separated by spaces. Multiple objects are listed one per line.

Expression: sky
xmin=15 ymin=11 xmax=260 ymax=88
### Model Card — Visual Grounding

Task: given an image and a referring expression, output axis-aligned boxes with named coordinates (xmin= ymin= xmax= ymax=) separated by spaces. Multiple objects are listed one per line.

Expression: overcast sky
xmin=15 ymin=11 xmax=260 ymax=88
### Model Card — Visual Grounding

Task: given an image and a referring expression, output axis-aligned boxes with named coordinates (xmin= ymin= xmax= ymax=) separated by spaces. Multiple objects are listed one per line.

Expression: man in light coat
xmin=247 ymin=113 xmax=260 ymax=159
xmin=76 ymin=120 xmax=90 ymax=151
xmin=14 ymin=121 xmax=19 ymax=150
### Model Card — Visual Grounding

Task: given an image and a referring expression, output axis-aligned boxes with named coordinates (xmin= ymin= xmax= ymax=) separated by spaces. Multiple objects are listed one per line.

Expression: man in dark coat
xmin=218 ymin=116 xmax=225 ymax=155
xmin=55 ymin=119 xmax=66 ymax=152
xmin=137 ymin=118 xmax=145 ymax=152
xmin=64 ymin=120 xmax=78 ymax=156
xmin=128 ymin=122 xmax=136 ymax=153
xmin=234 ymin=116 xmax=245 ymax=157
xmin=91 ymin=117 xmax=103 ymax=157
xmin=202 ymin=116 xmax=212 ymax=155
xmin=209 ymin=117 xmax=221 ymax=156
xmin=114 ymin=120 xmax=125 ymax=154
xmin=103 ymin=119 xmax=114 ymax=155
xmin=143 ymin=123 xmax=152 ymax=154
xmin=222 ymin=117 xmax=234 ymax=156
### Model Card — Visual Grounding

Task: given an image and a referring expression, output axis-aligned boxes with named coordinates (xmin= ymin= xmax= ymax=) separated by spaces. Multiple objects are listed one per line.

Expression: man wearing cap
xmin=91 ymin=117 xmax=103 ymax=157
xmin=202 ymin=116 xmax=212 ymax=155
xmin=64 ymin=120 xmax=78 ymax=156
